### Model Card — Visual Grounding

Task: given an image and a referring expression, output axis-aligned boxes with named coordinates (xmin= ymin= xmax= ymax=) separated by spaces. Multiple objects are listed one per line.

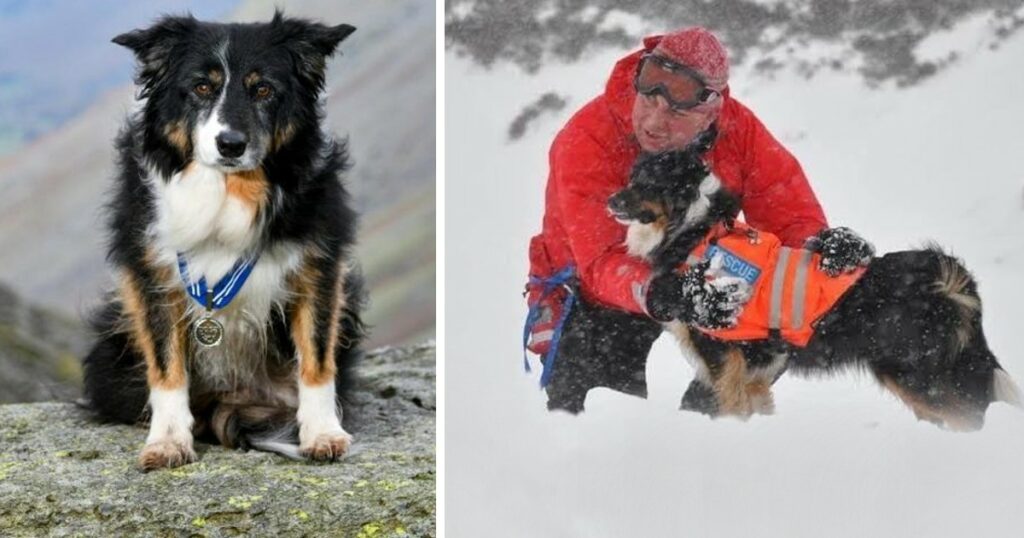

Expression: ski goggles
xmin=634 ymin=52 xmax=721 ymax=111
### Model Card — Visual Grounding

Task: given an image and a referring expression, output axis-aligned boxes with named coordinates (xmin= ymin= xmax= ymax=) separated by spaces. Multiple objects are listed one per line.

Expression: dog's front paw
xmin=138 ymin=439 xmax=196 ymax=471
xmin=299 ymin=430 xmax=353 ymax=462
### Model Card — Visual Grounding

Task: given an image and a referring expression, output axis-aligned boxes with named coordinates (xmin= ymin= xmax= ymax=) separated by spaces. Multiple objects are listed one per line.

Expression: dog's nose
xmin=216 ymin=130 xmax=248 ymax=159
xmin=608 ymin=191 xmax=633 ymax=214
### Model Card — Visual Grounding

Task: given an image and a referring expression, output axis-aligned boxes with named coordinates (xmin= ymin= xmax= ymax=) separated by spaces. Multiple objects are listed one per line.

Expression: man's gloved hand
xmin=805 ymin=226 xmax=875 ymax=277
xmin=645 ymin=256 xmax=752 ymax=329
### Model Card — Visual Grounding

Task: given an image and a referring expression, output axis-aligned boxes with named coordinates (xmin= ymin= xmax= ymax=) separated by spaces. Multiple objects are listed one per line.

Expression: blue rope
xmin=522 ymin=265 xmax=576 ymax=388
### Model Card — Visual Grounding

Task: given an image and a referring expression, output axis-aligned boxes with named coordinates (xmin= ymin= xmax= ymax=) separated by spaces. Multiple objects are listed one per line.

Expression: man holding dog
xmin=524 ymin=27 xmax=874 ymax=412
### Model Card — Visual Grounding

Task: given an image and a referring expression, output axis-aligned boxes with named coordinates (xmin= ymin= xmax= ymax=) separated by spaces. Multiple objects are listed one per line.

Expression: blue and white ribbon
xmin=177 ymin=252 xmax=260 ymax=310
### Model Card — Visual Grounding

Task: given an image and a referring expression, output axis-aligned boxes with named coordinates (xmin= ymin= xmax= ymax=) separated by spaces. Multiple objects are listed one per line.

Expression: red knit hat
xmin=652 ymin=27 xmax=729 ymax=91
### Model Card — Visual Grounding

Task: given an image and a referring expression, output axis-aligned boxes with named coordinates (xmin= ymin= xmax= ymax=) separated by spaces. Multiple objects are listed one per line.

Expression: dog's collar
xmin=176 ymin=251 xmax=260 ymax=311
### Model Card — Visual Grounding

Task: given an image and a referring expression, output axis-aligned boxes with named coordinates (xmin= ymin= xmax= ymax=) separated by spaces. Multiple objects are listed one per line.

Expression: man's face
xmin=631 ymin=92 xmax=718 ymax=153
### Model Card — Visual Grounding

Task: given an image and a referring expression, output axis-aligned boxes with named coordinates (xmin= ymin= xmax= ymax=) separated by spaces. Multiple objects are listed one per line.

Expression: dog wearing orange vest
xmin=609 ymin=150 xmax=1021 ymax=430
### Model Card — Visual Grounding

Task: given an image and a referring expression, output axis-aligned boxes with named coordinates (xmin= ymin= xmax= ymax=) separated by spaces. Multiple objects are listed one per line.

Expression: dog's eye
xmin=254 ymin=84 xmax=274 ymax=100
xmin=193 ymin=83 xmax=213 ymax=97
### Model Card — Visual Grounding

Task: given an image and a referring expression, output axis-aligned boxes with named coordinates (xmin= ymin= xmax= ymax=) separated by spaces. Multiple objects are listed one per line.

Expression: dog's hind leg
xmin=82 ymin=299 xmax=149 ymax=424
xmin=866 ymin=249 xmax=1018 ymax=430
xmin=933 ymin=252 xmax=1021 ymax=411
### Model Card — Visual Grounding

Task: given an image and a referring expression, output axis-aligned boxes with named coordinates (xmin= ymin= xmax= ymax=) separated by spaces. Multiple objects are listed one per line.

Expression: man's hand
xmin=646 ymin=256 xmax=752 ymax=328
xmin=805 ymin=227 xmax=874 ymax=276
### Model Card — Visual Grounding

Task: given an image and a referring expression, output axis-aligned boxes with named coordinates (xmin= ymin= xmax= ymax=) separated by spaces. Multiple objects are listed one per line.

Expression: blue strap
xmin=177 ymin=252 xmax=260 ymax=310
xmin=522 ymin=303 xmax=541 ymax=373
xmin=522 ymin=265 xmax=576 ymax=387
xmin=539 ymin=290 xmax=575 ymax=388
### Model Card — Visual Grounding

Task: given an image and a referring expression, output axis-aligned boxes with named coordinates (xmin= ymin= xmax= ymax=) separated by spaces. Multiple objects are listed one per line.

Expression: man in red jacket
xmin=525 ymin=27 xmax=873 ymax=412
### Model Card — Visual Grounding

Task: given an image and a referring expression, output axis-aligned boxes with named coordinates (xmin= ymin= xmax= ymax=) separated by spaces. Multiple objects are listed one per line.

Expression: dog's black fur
xmin=82 ymin=12 xmax=366 ymax=469
xmin=610 ymin=150 xmax=1020 ymax=429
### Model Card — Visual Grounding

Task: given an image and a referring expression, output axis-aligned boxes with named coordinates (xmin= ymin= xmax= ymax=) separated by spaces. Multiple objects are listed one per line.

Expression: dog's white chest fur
xmin=149 ymin=164 xmax=299 ymax=322
xmin=148 ymin=163 xmax=303 ymax=388
xmin=155 ymin=164 xmax=255 ymax=252
xmin=625 ymin=223 xmax=664 ymax=259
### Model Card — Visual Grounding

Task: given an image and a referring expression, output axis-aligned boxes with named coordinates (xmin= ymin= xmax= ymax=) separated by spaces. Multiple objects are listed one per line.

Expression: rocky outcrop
xmin=0 ymin=343 xmax=436 ymax=537
xmin=0 ymin=282 xmax=88 ymax=404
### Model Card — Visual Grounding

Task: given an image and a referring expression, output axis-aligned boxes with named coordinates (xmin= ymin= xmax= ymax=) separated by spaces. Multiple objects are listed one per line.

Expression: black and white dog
xmin=609 ymin=150 xmax=1021 ymax=429
xmin=82 ymin=12 xmax=365 ymax=470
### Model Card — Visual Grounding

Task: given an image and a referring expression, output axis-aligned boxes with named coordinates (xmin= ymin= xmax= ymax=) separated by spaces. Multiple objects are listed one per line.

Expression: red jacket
xmin=528 ymin=36 xmax=828 ymax=315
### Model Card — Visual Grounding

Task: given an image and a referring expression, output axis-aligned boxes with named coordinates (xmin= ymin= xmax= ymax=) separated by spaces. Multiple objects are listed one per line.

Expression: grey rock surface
xmin=0 ymin=282 xmax=88 ymax=404
xmin=0 ymin=343 xmax=436 ymax=538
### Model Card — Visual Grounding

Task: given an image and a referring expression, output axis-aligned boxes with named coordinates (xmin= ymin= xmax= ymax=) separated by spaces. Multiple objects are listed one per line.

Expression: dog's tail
xmin=926 ymin=246 xmax=1022 ymax=409
xmin=208 ymin=402 xmax=302 ymax=459
xmin=928 ymin=245 xmax=981 ymax=352
xmin=248 ymin=432 xmax=303 ymax=460
xmin=993 ymin=368 xmax=1023 ymax=408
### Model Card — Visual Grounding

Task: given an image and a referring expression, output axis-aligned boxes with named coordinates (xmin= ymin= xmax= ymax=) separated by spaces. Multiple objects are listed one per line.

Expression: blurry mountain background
xmin=448 ymin=0 xmax=1024 ymax=136
xmin=0 ymin=0 xmax=435 ymax=402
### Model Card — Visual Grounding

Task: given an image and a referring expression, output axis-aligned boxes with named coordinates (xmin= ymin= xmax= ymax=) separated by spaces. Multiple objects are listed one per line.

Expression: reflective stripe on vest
xmin=791 ymin=249 xmax=814 ymax=329
xmin=768 ymin=247 xmax=790 ymax=330
xmin=767 ymin=246 xmax=816 ymax=332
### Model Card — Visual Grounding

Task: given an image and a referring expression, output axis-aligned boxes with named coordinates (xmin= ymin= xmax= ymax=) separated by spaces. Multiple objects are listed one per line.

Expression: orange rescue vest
xmin=684 ymin=222 xmax=865 ymax=347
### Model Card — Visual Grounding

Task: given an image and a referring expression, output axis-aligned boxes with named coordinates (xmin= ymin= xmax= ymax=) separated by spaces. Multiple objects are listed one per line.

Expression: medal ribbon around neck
xmin=176 ymin=252 xmax=260 ymax=311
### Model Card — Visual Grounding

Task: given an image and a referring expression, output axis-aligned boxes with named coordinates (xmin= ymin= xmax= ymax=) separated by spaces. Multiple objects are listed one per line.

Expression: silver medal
xmin=194 ymin=316 xmax=224 ymax=347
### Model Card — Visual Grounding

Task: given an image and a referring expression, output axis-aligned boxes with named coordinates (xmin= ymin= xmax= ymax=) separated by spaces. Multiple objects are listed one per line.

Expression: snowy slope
xmin=445 ymin=13 xmax=1024 ymax=538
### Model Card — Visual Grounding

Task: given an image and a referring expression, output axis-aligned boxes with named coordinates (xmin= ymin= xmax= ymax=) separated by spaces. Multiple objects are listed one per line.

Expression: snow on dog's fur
xmin=610 ymin=149 xmax=1020 ymax=429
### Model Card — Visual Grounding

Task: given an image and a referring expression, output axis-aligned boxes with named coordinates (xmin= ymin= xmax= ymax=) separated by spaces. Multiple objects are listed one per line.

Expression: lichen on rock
xmin=0 ymin=343 xmax=436 ymax=537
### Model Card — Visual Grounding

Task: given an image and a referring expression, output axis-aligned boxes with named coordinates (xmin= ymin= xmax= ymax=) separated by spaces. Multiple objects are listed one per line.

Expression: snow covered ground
xmin=445 ymin=15 xmax=1024 ymax=538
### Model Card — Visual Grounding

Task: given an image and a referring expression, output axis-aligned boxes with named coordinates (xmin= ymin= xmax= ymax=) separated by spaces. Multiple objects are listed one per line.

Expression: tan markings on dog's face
xmin=712 ymin=348 xmax=753 ymax=418
xmin=640 ymin=200 xmax=669 ymax=232
xmin=244 ymin=71 xmax=261 ymax=88
xmin=208 ymin=69 xmax=224 ymax=87
xmin=880 ymin=377 xmax=982 ymax=431
xmin=225 ymin=168 xmax=269 ymax=214
xmin=272 ymin=123 xmax=296 ymax=151
xmin=164 ymin=121 xmax=192 ymax=157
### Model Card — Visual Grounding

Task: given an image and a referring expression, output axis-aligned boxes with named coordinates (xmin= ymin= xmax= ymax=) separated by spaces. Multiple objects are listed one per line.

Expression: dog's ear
xmin=113 ymin=15 xmax=198 ymax=95
xmin=271 ymin=10 xmax=356 ymax=91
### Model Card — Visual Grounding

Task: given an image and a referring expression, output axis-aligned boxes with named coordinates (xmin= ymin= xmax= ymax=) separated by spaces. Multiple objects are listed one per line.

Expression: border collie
xmin=82 ymin=12 xmax=366 ymax=470
xmin=609 ymin=150 xmax=1021 ymax=430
